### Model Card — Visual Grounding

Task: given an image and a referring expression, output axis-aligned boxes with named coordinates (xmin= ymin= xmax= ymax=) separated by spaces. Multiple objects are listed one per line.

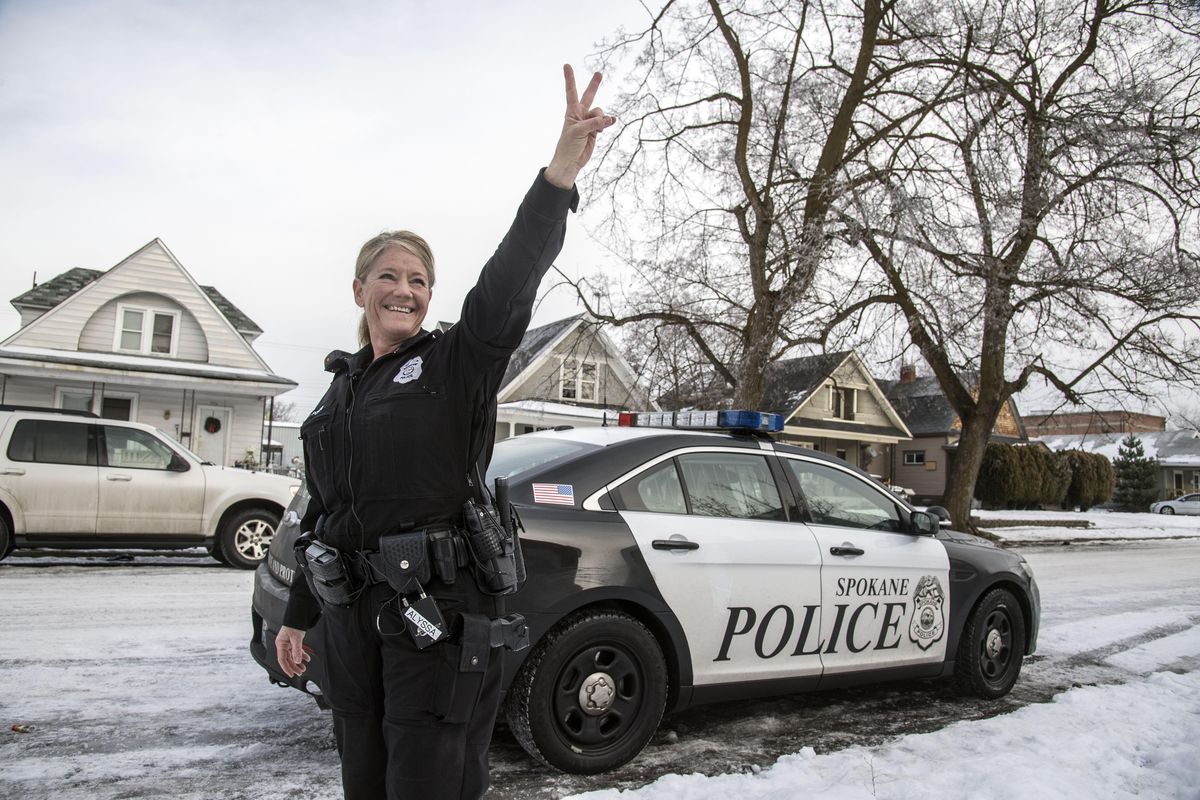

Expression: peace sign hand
xmin=544 ymin=65 xmax=615 ymax=190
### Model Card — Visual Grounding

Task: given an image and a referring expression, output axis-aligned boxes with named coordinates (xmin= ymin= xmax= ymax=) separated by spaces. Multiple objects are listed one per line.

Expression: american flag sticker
xmin=532 ymin=483 xmax=575 ymax=506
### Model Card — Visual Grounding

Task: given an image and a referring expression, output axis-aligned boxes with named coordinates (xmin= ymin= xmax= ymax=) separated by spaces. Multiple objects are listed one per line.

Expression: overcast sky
xmin=0 ymin=0 xmax=645 ymax=413
xmin=2 ymin=1 xmax=1194 ymax=424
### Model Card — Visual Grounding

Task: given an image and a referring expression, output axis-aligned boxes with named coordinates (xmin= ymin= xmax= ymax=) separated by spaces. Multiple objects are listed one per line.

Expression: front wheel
xmin=219 ymin=508 xmax=278 ymax=569
xmin=506 ymin=610 xmax=668 ymax=774
xmin=955 ymin=588 xmax=1026 ymax=699
xmin=1160 ymin=506 xmax=1175 ymax=515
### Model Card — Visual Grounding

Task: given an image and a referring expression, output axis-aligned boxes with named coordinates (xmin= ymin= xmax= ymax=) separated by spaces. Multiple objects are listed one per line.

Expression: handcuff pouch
xmin=376 ymin=531 xmax=431 ymax=596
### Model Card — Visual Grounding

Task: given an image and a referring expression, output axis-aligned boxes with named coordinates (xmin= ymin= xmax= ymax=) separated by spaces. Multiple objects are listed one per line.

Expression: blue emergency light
xmin=617 ymin=409 xmax=784 ymax=433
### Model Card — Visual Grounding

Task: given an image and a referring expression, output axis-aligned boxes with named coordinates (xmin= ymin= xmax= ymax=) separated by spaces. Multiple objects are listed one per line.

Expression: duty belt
xmin=356 ymin=526 xmax=472 ymax=589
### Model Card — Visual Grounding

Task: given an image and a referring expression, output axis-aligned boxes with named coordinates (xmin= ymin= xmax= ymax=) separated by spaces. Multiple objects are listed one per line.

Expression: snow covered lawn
xmin=975 ymin=507 xmax=1200 ymax=543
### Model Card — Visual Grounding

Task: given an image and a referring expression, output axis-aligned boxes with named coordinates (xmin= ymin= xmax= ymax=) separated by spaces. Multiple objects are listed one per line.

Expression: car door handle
xmin=106 ymin=474 xmax=133 ymax=481
xmin=653 ymin=539 xmax=700 ymax=551
xmin=0 ymin=467 xmax=25 ymax=475
xmin=830 ymin=545 xmax=865 ymax=557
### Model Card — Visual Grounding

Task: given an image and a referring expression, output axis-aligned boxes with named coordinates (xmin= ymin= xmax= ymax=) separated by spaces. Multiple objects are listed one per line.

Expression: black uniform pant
xmin=317 ymin=578 xmax=503 ymax=800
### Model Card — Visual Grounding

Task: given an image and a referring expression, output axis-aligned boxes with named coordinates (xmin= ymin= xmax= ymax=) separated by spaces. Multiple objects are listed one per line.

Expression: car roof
xmin=512 ymin=425 xmax=734 ymax=447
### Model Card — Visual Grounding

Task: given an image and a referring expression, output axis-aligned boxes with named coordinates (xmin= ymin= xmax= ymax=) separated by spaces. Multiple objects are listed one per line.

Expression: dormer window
xmin=830 ymin=386 xmax=857 ymax=420
xmin=560 ymin=358 xmax=600 ymax=403
xmin=114 ymin=303 xmax=179 ymax=356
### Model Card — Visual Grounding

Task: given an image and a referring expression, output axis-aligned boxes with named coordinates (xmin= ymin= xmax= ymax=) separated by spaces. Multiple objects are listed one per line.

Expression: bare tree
xmin=567 ymin=0 xmax=947 ymax=406
xmin=842 ymin=0 xmax=1200 ymax=528
xmin=266 ymin=399 xmax=300 ymax=423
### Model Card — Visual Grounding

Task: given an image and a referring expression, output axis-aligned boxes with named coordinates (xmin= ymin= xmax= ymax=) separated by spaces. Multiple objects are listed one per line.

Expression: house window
xmin=830 ymin=386 xmax=857 ymax=420
xmin=1176 ymin=472 xmax=1185 ymax=492
xmin=100 ymin=395 xmax=137 ymax=421
xmin=904 ymin=450 xmax=926 ymax=465
xmin=560 ymin=358 xmax=600 ymax=403
xmin=836 ymin=449 xmax=848 ymax=461
xmin=114 ymin=303 xmax=179 ymax=356
xmin=56 ymin=389 xmax=93 ymax=413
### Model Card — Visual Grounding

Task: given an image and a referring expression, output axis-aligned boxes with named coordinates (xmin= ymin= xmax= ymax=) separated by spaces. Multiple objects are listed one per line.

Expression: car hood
xmin=937 ymin=527 xmax=1001 ymax=549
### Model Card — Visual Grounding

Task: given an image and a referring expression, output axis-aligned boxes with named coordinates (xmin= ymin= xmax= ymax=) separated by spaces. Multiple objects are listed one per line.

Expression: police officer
xmin=274 ymin=65 xmax=614 ymax=800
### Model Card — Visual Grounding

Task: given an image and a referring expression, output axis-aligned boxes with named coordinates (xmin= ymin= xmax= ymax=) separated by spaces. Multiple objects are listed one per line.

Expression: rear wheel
xmin=219 ymin=508 xmax=278 ymax=569
xmin=955 ymin=588 xmax=1026 ymax=699
xmin=506 ymin=610 xmax=668 ymax=774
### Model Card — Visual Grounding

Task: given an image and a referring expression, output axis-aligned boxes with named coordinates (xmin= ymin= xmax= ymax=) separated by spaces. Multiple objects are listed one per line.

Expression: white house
xmin=493 ymin=314 xmax=655 ymax=438
xmin=0 ymin=239 xmax=296 ymax=467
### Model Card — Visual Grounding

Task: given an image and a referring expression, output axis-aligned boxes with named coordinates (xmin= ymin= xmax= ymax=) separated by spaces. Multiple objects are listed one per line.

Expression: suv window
xmin=785 ymin=458 xmax=901 ymax=531
xmin=103 ymin=426 xmax=175 ymax=470
xmin=616 ymin=459 xmax=687 ymax=514
xmin=6 ymin=419 xmax=94 ymax=466
xmin=677 ymin=452 xmax=784 ymax=521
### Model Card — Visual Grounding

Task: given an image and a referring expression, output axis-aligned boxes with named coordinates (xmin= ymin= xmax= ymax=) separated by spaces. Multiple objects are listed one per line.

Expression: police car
xmin=250 ymin=410 xmax=1040 ymax=775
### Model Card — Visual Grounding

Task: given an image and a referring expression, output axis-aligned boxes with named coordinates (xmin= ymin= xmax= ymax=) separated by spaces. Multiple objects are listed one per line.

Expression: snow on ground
xmin=973 ymin=508 xmax=1200 ymax=543
xmin=568 ymin=671 xmax=1200 ymax=800
xmin=2 ymin=517 xmax=1198 ymax=799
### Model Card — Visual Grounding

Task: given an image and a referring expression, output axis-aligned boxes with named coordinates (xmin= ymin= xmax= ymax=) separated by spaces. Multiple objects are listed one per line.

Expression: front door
xmin=615 ymin=450 xmax=825 ymax=686
xmin=780 ymin=455 xmax=950 ymax=676
xmin=97 ymin=425 xmax=205 ymax=535
xmin=193 ymin=405 xmax=231 ymax=465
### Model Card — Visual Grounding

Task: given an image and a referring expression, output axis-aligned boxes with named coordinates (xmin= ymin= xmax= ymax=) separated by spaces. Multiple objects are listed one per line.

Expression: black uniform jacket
xmin=284 ymin=172 xmax=579 ymax=630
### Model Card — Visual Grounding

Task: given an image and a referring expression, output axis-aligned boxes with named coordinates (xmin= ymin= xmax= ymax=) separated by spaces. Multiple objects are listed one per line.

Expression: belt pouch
xmin=377 ymin=531 xmax=431 ymax=595
xmin=428 ymin=532 xmax=458 ymax=585
xmin=432 ymin=613 xmax=491 ymax=724
xmin=304 ymin=540 xmax=354 ymax=606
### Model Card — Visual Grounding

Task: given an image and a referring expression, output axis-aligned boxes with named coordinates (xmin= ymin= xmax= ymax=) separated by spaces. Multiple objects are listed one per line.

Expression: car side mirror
xmin=910 ymin=510 xmax=938 ymax=535
xmin=169 ymin=453 xmax=190 ymax=472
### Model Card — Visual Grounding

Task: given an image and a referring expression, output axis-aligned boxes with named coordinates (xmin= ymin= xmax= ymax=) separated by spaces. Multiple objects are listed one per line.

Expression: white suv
xmin=0 ymin=406 xmax=300 ymax=568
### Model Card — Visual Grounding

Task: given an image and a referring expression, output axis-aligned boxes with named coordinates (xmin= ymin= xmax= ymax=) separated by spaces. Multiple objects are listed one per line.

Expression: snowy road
xmin=1 ymin=536 xmax=1198 ymax=799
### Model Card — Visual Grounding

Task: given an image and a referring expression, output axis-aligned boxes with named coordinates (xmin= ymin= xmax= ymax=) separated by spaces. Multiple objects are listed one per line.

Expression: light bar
xmin=616 ymin=409 xmax=783 ymax=433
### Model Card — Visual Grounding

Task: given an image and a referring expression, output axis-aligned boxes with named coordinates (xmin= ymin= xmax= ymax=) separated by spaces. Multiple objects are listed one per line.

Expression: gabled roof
xmin=10 ymin=267 xmax=102 ymax=309
xmin=10 ymin=265 xmax=262 ymax=334
xmin=760 ymin=351 xmax=852 ymax=416
xmin=499 ymin=314 xmax=584 ymax=391
xmin=878 ymin=375 xmax=961 ymax=436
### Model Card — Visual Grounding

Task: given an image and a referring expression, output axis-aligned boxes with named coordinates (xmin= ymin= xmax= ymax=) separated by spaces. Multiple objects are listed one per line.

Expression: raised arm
xmin=458 ymin=64 xmax=614 ymax=353
xmin=544 ymin=65 xmax=616 ymax=190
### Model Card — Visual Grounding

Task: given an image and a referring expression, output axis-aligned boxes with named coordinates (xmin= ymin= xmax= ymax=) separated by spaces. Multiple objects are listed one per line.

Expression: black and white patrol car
xmin=250 ymin=410 xmax=1040 ymax=775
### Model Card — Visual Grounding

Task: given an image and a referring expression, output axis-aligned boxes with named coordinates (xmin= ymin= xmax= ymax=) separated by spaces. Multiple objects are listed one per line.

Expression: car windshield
xmin=485 ymin=436 xmax=598 ymax=484
xmin=156 ymin=429 xmax=211 ymax=465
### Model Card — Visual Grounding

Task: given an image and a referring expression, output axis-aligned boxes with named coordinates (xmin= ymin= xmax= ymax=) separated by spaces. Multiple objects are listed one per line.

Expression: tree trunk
xmin=942 ymin=411 xmax=995 ymax=531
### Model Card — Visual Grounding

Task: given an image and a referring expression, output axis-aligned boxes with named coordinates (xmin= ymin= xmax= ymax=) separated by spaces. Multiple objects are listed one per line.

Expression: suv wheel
xmin=219 ymin=508 xmax=278 ymax=569
xmin=506 ymin=609 xmax=668 ymax=774
xmin=0 ymin=516 xmax=12 ymax=561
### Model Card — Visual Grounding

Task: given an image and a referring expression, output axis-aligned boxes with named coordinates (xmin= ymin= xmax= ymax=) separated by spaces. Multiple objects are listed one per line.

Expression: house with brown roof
xmin=1 ymin=239 xmax=295 ymax=467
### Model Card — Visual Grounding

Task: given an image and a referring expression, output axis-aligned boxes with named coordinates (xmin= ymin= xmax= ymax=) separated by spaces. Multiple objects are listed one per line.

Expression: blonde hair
xmin=355 ymin=231 xmax=436 ymax=347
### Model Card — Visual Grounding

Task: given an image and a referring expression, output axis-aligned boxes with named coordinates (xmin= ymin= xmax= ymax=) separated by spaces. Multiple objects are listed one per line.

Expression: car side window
xmin=677 ymin=452 xmax=785 ymax=521
xmin=615 ymin=459 xmax=687 ymax=514
xmin=6 ymin=420 xmax=93 ymax=466
xmin=103 ymin=426 xmax=175 ymax=470
xmin=785 ymin=458 xmax=902 ymax=532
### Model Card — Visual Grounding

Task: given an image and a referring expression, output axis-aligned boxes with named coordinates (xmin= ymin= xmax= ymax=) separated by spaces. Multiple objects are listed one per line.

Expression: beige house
xmin=760 ymin=351 xmax=912 ymax=470
xmin=874 ymin=366 xmax=1028 ymax=503
xmin=493 ymin=314 xmax=654 ymax=438
xmin=0 ymin=239 xmax=296 ymax=467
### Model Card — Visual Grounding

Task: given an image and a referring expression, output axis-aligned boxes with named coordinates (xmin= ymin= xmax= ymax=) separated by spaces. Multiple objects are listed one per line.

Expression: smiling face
xmin=353 ymin=246 xmax=432 ymax=357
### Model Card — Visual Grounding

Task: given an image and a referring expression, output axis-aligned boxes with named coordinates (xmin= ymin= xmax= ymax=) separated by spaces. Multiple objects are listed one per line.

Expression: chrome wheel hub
xmin=985 ymin=628 xmax=1003 ymax=658
xmin=578 ymin=672 xmax=617 ymax=716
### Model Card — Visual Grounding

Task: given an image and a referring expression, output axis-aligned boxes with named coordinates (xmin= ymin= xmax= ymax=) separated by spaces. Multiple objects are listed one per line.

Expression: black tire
xmin=218 ymin=508 xmax=278 ymax=569
xmin=506 ymin=609 xmax=668 ymax=774
xmin=1160 ymin=506 xmax=1175 ymax=515
xmin=955 ymin=588 xmax=1026 ymax=699
xmin=208 ymin=543 xmax=228 ymax=565
xmin=0 ymin=515 xmax=12 ymax=561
